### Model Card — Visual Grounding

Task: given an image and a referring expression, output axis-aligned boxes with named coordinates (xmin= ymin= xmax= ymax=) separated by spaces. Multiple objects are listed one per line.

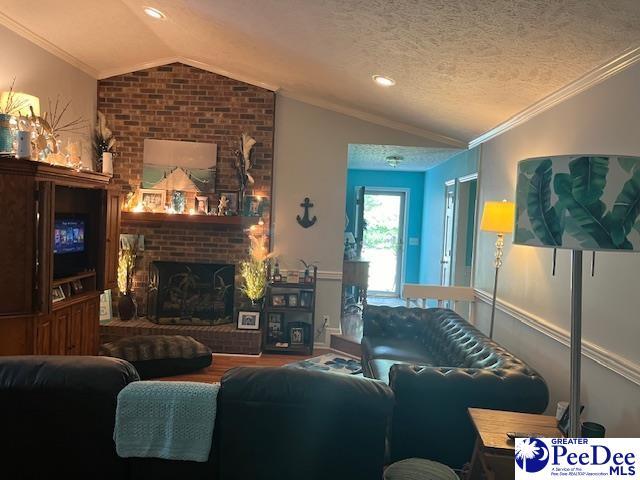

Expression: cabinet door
xmin=34 ymin=315 xmax=54 ymax=355
xmin=98 ymin=189 xmax=121 ymax=291
xmin=52 ymin=307 xmax=70 ymax=355
xmin=0 ymin=174 xmax=37 ymax=315
xmin=81 ymin=297 xmax=100 ymax=355
xmin=66 ymin=303 xmax=84 ymax=355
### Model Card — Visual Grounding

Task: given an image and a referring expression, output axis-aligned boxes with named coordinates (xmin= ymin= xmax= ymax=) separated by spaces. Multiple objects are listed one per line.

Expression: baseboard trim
xmin=474 ymin=288 xmax=640 ymax=387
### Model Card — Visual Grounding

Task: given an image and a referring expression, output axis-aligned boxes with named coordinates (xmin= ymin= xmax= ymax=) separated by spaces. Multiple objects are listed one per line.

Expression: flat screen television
xmin=54 ymin=217 xmax=86 ymax=254
xmin=53 ymin=215 xmax=89 ymax=278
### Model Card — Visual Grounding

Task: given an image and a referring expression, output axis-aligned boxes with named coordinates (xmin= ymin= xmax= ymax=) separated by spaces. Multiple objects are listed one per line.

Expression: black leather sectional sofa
xmin=0 ymin=356 xmax=393 ymax=480
xmin=362 ymin=305 xmax=550 ymax=468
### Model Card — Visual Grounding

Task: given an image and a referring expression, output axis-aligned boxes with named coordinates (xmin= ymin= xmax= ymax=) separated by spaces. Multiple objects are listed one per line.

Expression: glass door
xmin=361 ymin=190 xmax=406 ymax=296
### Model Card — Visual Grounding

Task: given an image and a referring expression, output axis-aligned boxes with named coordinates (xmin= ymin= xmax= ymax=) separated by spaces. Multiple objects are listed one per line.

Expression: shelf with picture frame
xmin=262 ymin=267 xmax=317 ymax=355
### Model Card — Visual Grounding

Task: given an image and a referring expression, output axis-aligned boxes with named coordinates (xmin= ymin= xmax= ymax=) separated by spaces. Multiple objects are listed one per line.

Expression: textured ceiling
xmin=2 ymin=0 xmax=640 ymax=142
xmin=348 ymin=144 xmax=461 ymax=172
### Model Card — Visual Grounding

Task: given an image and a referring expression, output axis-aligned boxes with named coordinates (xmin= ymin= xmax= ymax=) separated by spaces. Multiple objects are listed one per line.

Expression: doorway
xmin=440 ymin=175 xmax=478 ymax=287
xmin=361 ymin=189 xmax=407 ymax=296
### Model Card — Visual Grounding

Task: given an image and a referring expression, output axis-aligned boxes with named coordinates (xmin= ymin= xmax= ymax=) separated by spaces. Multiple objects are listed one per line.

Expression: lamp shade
xmin=514 ymin=155 xmax=640 ymax=251
xmin=480 ymin=200 xmax=515 ymax=233
xmin=0 ymin=91 xmax=40 ymax=116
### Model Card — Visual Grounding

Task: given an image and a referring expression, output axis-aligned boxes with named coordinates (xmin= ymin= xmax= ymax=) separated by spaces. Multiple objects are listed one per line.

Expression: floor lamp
xmin=513 ymin=154 xmax=640 ymax=438
xmin=480 ymin=200 xmax=515 ymax=339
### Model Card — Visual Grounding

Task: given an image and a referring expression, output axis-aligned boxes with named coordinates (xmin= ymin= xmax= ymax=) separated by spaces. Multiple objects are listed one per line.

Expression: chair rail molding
xmin=474 ymin=288 xmax=640 ymax=387
xmin=317 ymin=270 xmax=343 ymax=281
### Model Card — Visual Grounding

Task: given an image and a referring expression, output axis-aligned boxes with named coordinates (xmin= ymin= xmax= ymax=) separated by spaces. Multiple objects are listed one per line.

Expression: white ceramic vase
xmin=102 ymin=152 xmax=113 ymax=175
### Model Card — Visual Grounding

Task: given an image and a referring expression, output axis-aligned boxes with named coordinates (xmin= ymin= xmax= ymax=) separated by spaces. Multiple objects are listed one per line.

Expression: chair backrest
xmin=216 ymin=366 xmax=394 ymax=480
xmin=0 ymin=355 xmax=139 ymax=477
xmin=402 ymin=284 xmax=475 ymax=309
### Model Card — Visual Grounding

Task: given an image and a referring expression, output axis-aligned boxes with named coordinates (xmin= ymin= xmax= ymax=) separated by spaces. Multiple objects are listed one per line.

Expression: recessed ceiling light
xmin=144 ymin=7 xmax=166 ymax=19
xmin=372 ymin=75 xmax=396 ymax=87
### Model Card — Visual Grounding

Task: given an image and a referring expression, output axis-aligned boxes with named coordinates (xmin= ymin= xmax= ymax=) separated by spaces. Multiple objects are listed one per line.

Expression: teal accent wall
xmin=345 ymin=169 xmax=425 ymax=283
xmin=419 ymin=147 xmax=480 ymax=284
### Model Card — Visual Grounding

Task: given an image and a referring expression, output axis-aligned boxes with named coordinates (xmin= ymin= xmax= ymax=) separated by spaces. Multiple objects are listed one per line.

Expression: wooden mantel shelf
xmin=121 ymin=211 xmax=260 ymax=227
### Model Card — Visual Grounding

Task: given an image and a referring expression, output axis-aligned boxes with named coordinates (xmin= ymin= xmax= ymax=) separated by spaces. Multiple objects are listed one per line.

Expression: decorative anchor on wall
xmin=296 ymin=197 xmax=317 ymax=228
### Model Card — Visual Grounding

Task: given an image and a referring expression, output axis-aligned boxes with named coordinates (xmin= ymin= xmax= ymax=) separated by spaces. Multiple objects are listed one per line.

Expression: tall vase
xmin=117 ymin=292 xmax=137 ymax=321
xmin=102 ymin=151 xmax=113 ymax=175
xmin=0 ymin=113 xmax=13 ymax=153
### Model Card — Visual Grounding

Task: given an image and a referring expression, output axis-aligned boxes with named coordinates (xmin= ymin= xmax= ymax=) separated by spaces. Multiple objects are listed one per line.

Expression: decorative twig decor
xmin=234 ymin=132 xmax=256 ymax=209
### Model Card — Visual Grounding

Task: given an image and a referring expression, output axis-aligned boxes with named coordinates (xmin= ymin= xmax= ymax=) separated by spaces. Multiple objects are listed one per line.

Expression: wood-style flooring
xmin=158 ymin=350 xmax=330 ymax=383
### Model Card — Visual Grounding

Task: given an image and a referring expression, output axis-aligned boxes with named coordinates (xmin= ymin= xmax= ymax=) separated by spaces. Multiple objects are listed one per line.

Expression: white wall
xmin=0 ymin=24 xmax=96 ymax=162
xmin=473 ymin=60 xmax=640 ymax=436
xmin=273 ymin=95 xmax=453 ymax=341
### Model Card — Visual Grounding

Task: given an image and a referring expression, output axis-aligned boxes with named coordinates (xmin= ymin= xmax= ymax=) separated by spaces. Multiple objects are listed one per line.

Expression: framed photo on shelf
xmin=287 ymin=271 xmax=300 ymax=284
xmin=287 ymin=293 xmax=299 ymax=307
xmin=267 ymin=313 xmax=284 ymax=343
xmin=219 ymin=191 xmax=239 ymax=214
xmin=288 ymin=322 xmax=310 ymax=346
xmin=52 ymin=286 xmax=66 ymax=303
xmin=99 ymin=289 xmax=112 ymax=323
xmin=271 ymin=294 xmax=287 ymax=307
xmin=237 ymin=311 xmax=260 ymax=330
xmin=139 ymin=188 xmax=166 ymax=212
xmin=290 ymin=327 xmax=304 ymax=345
xmin=71 ymin=280 xmax=83 ymax=294
xmin=243 ymin=195 xmax=267 ymax=217
xmin=300 ymin=291 xmax=313 ymax=308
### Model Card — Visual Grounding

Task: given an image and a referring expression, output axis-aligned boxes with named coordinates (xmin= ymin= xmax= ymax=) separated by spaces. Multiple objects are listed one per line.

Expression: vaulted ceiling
xmin=2 ymin=0 xmax=640 ymax=144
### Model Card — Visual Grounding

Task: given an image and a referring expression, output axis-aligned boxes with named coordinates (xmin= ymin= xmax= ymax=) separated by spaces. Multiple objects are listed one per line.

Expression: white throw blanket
xmin=114 ymin=381 xmax=220 ymax=462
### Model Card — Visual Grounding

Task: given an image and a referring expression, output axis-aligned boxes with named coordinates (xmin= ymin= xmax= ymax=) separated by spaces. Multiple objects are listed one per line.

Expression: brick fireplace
xmin=97 ymin=62 xmax=274 ymax=354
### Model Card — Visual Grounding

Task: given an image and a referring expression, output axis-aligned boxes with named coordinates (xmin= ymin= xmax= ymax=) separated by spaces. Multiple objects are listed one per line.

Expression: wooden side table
xmin=466 ymin=408 xmax=562 ymax=480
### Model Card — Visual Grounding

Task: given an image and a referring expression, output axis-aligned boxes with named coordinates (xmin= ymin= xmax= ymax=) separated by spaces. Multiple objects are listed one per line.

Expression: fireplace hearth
xmin=148 ymin=261 xmax=235 ymax=325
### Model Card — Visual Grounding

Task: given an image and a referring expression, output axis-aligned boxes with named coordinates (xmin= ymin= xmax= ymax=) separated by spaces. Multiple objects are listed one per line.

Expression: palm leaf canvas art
xmin=514 ymin=155 xmax=640 ymax=251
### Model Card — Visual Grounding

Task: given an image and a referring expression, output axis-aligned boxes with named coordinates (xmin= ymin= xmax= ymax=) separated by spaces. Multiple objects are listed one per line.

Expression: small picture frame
xmin=71 ymin=280 xmax=83 ymax=294
xmin=237 ymin=311 xmax=260 ymax=330
xmin=52 ymin=286 xmax=66 ymax=303
xmin=287 ymin=293 xmax=299 ymax=307
xmin=290 ymin=327 xmax=304 ymax=345
xmin=243 ymin=195 xmax=267 ymax=217
xmin=267 ymin=313 xmax=284 ymax=343
xmin=271 ymin=294 xmax=287 ymax=307
xmin=300 ymin=291 xmax=313 ymax=308
xmin=139 ymin=188 xmax=166 ymax=213
xmin=195 ymin=195 xmax=209 ymax=214
xmin=219 ymin=191 xmax=239 ymax=214
xmin=100 ymin=289 xmax=112 ymax=323
xmin=287 ymin=271 xmax=300 ymax=284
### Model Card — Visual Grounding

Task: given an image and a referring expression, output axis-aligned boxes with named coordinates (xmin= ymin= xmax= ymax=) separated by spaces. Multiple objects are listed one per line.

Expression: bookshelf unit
xmin=262 ymin=267 xmax=317 ymax=355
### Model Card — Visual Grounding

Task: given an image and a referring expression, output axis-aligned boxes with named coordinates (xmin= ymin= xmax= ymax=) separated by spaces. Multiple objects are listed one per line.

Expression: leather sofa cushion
xmin=367 ymin=358 xmax=417 ymax=385
xmin=99 ymin=335 xmax=212 ymax=379
xmin=362 ymin=336 xmax=435 ymax=364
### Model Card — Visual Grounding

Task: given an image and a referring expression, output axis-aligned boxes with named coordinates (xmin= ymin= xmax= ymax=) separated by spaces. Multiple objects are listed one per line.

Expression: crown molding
xmin=279 ymin=90 xmax=466 ymax=148
xmin=469 ymin=46 xmax=640 ymax=149
xmin=474 ymin=288 xmax=640 ymax=387
xmin=97 ymin=56 xmax=280 ymax=92
xmin=0 ymin=12 xmax=97 ymax=78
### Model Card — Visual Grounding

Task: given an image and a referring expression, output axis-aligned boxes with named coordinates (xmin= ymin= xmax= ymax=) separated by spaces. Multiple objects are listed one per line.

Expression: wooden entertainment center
xmin=0 ymin=157 xmax=120 ymax=355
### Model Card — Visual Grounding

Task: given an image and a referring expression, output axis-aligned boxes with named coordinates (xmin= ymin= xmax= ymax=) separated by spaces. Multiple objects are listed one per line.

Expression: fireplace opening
xmin=148 ymin=261 xmax=235 ymax=325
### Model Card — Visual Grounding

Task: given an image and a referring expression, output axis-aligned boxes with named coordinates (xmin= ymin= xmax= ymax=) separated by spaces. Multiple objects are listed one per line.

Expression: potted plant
xmin=94 ymin=110 xmax=117 ymax=175
xmin=240 ymin=225 xmax=270 ymax=308
xmin=117 ymin=235 xmax=139 ymax=320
